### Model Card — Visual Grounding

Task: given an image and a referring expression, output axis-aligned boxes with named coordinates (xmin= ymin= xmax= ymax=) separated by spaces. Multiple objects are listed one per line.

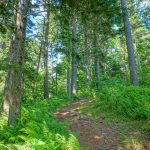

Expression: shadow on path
xmin=55 ymin=99 xmax=148 ymax=150
xmin=55 ymin=100 xmax=150 ymax=150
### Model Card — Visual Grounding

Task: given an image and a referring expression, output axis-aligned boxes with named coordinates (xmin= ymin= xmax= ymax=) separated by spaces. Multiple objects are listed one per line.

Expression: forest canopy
xmin=0 ymin=0 xmax=150 ymax=149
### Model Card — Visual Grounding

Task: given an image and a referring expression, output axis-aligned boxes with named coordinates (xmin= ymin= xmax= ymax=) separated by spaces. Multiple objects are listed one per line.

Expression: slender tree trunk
xmin=71 ymin=12 xmax=77 ymax=95
xmin=2 ymin=38 xmax=13 ymax=115
xmin=2 ymin=0 xmax=28 ymax=126
xmin=96 ymin=59 xmax=101 ymax=80
xmin=71 ymin=53 xmax=77 ymax=95
xmin=94 ymin=57 xmax=101 ymax=88
xmin=67 ymin=20 xmax=71 ymax=98
xmin=135 ymin=40 xmax=143 ymax=80
xmin=33 ymin=40 xmax=43 ymax=98
xmin=84 ymin=28 xmax=91 ymax=85
xmin=43 ymin=0 xmax=50 ymax=99
xmin=134 ymin=41 xmax=142 ymax=72
xmin=119 ymin=37 xmax=128 ymax=80
xmin=37 ymin=20 xmax=45 ymax=76
xmin=86 ymin=66 xmax=91 ymax=84
xmin=121 ymin=0 xmax=139 ymax=85
xmin=37 ymin=42 xmax=43 ymax=76
xmin=93 ymin=32 xmax=100 ymax=88
xmin=55 ymin=48 xmax=58 ymax=95
xmin=67 ymin=63 xmax=71 ymax=98
xmin=2 ymin=70 xmax=11 ymax=115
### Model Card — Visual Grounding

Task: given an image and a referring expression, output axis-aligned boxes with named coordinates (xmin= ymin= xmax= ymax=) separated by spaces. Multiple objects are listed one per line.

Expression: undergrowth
xmin=0 ymin=97 xmax=82 ymax=150
xmin=81 ymin=79 xmax=150 ymax=134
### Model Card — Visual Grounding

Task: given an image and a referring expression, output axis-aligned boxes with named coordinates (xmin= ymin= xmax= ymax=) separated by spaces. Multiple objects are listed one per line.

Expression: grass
xmin=79 ymin=79 xmax=150 ymax=139
xmin=0 ymin=79 xmax=150 ymax=149
xmin=79 ymin=79 xmax=150 ymax=149
xmin=83 ymin=80 xmax=150 ymax=120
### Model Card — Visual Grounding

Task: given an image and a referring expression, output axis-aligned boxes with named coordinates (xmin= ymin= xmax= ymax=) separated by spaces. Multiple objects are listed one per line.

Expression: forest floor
xmin=55 ymin=99 xmax=150 ymax=150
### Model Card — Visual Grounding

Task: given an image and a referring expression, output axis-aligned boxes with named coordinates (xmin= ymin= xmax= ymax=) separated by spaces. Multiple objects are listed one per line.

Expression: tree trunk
xmin=2 ymin=70 xmax=11 ymax=115
xmin=2 ymin=0 xmax=28 ymax=126
xmin=71 ymin=54 xmax=77 ymax=95
xmin=67 ymin=64 xmax=71 ymax=98
xmin=43 ymin=0 xmax=50 ymax=99
xmin=119 ymin=36 xmax=128 ymax=80
xmin=121 ymin=0 xmax=139 ymax=85
xmin=37 ymin=23 xmax=45 ymax=75
xmin=71 ymin=12 xmax=77 ymax=95
xmin=1 ymin=0 xmax=18 ymax=115
xmin=134 ymin=41 xmax=142 ymax=72
xmin=84 ymin=28 xmax=91 ymax=85
xmin=94 ymin=57 xmax=101 ymax=88
xmin=93 ymin=32 xmax=100 ymax=88
xmin=96 ymin=59 xmax=101 ymax=81
xmin=33 ymin=40 xmax=43 ymax=98
xmin=67 ymin=20 xmax=71 ymax=98
xmin=37 ymin=42 xmax=43 ymax=75
xmin=55 ymin=48 xmax=58 ymax=95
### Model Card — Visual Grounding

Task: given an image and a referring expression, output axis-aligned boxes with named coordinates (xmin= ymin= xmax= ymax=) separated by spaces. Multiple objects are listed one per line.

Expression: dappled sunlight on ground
xmin=55 ymin=99 xmax=120 ymax=150
xmin=118 ymin=136 xmax=149 ymax=150
xmin=55 ymin=99 xmax=150 ymax=150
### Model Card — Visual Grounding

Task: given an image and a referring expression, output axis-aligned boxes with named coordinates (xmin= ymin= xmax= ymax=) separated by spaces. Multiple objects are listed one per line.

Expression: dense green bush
xmin=88 ymin=80 xmax=150 ymax=120
xmin=0 ymin=97 xmax=81 ymax=150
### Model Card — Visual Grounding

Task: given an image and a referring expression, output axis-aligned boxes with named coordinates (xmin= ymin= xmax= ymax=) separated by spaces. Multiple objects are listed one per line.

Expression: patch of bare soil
xmin=55 ymin=100 xmax=150 ymax=150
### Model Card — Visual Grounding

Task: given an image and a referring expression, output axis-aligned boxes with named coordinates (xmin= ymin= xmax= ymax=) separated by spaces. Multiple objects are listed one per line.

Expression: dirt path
xmin=55 ymin=99 xmax=149 ymax=150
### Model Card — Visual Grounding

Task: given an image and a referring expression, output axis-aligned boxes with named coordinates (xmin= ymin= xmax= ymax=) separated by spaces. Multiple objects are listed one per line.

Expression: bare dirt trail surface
xmin=55 ymin=99 xmax=149 ymax=150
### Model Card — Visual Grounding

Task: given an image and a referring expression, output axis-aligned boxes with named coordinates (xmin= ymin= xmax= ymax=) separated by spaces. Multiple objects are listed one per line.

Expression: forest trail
xmin=55 ymin=99 xmax=132 ymax=150
xmin=55 ymin=99 xmax=150 ymax=150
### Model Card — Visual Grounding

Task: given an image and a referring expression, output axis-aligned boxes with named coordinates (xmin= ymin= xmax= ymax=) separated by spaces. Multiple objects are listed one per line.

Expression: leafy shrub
xmin=88 ymin=80 xmax=150 ymax=120
xmin=0 ymin=97 xmax=81 ymax=150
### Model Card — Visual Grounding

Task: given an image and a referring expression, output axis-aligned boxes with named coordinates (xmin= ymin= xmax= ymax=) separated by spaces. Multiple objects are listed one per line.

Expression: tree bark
xmin=71 ymin=12 xmax=77 ymax=95
xmin=67 ymin=19 xmax=71 ymax=98
xmin=55 ymin=48 xmax=58 ymax=95
xmin=71 ymin=52 xmax=77 ymax=95
xmin=93 ymin=31 xmax=100 ymax=88
xmin=67 ymin=64 xmax=71 ymax=98
xmin=121 ymin=0 xmax=139 ymax=85
xmin=1 ymin=0 xmax=18 ymax=115
xmin=84 ymin=28 xmax=91 ymax=85
xmin=43 ymin=0 xmax=50 ymax=99
xmin=2 ymin=0 xmax=28 ymax=126
xmin=33 ymin=40 xmax=43 ymax=98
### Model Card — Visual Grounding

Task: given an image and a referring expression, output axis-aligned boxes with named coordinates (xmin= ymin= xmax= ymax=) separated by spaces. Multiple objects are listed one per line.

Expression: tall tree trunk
xmin=37 ymin=20 xmax=45 ymax=76
xmin=96 ymin=59 xmax=100 ymax=81
xmin=37 ymin=42 xmax=43 ymax=77
xmin=84 ymin=27 xmax=91 ymax=85
xmin=55 ymin=48 xmax=58 ymax=95
xmin=67 ymin=20 xmax=71 ymax=98
xmin=71 ymin=12 xmax=77 ymax=95
xmin=93 ymin=32 xmax=100 ymax=88
xmin=67 ymin=63 xmax=71 ymax=98
xmin=135 ymin=40 xmax=143 ymax=80
xmin=1 ymin=0 xmax=18 ymax=115
xmin=2 ymin=0 xmax=28 ymax=126
xmin=119 ymin=36 xmax=128 ymax=80
xmin=71 ymin=51 xmax=77 ymax=95
xmin=134 ymin=40 xmax=142 ymax=72
xmin=2 ymin=70 xmax=11 ymax=115
xmin=94 ymin=57 xmax=101 ymax=88
xmin=2 ymin=38 xmax=13 ymax=115
xmin=33 ymin=40 xmax=43 ymax=98
xmin=43 ymin=0 xmax=50 ymax=99
xmin=121 ymin=0 xmax=139 ymax=85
